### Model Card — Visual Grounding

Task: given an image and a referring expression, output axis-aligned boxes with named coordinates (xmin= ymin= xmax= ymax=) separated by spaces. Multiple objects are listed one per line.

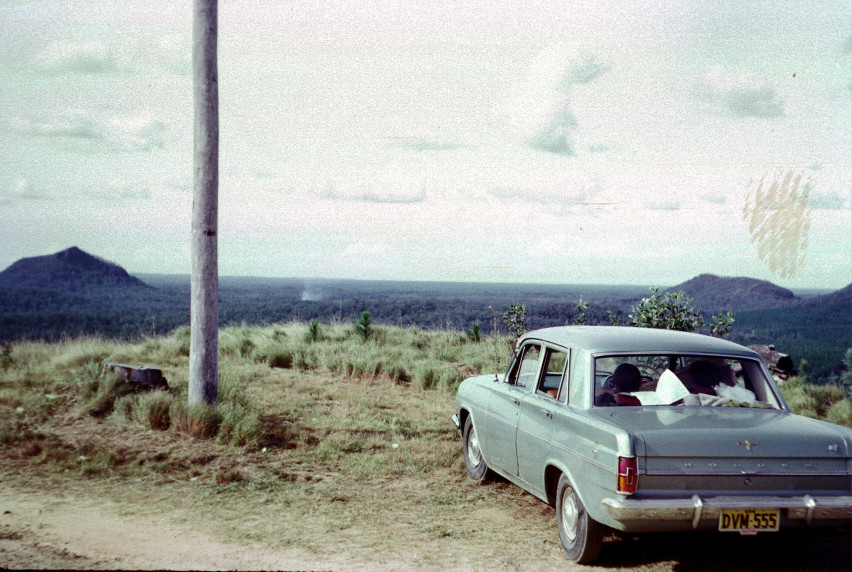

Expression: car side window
xmin=509 ymin=344 xmax=542 ymax=389
xmin=537 ymin=349 xmax=567 ymax=399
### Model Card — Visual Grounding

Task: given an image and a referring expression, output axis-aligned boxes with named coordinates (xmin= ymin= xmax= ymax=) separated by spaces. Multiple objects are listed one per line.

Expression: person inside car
xmin=595 ymin=363 xmax=642 ymax=406
xmin=687 ymin=359 xmax=721 ymax=395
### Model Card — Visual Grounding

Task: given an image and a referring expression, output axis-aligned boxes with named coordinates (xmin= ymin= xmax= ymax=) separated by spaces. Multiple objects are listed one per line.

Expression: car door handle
xmin=540 ymin=409 xmax=553 ymax=418
xmin=512 ymin=398 xmax=520 ymax=406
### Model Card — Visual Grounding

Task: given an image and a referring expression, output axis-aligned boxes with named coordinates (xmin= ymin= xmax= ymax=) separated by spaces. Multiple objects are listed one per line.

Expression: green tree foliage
xmin=572 ymin=298 xmax=589 ymax=325
xmin=466 ymin=321 xmax=481 ymax=342
xmin=502 ymin=303 xmax=527 ymax=338
xmin=630 ymin=288 xmax=703 ymax=332
xmin=354 ymin=311 xmax=373 ymax=341
xmin=843 ymin=349 xmax=852 ymax=392
xmin=708 ymin=311 xmax=735 ymax=338
xmin=305 ymin=319 xmax=321 ymax=343
xmin=608 ymin=311 xmax=624 ymax=326
xmin=630 ymin=288 xmax=735 ymax=338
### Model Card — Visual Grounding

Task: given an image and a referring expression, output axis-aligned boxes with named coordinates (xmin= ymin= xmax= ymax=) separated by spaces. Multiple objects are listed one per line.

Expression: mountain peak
xmin=667 ymin=274 xmax=799 ymax=313
xmin=0 ymin=247 xmax=147 ymax=290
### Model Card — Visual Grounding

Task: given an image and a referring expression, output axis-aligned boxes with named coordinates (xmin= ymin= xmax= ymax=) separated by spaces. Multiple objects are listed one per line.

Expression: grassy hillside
xmin=2 ymin=322 xmax=848 ymax=460
xmin=0 ymin=322 xmax=508 ymax=485
xmin=0 ymin=323 xmax=849 ymax=569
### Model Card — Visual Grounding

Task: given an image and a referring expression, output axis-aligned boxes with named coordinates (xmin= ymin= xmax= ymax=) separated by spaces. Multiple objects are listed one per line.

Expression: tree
xmin=354 ymin=311 xmax=373 ymax=341
xmin=629 ymin=288 xmax=702 ymax=332
xmin=572 ymin=297 xmax=589 ymax=325
xmin=189 ymin=0 xmax=219 ymax=405
xmin=466 ymin=321 xmax=481 ymax=342
xmin=502 ymin=303 xmax=527 ymax=338
xmin=305 ymin=319 xmax=321 ymax=343
xmin=708 ymin=311 xmax=735 ymax=338
xmin=629 ymin=287 xmax=735 ymax=338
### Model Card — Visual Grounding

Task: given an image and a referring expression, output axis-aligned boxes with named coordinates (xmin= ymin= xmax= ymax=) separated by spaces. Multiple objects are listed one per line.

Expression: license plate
xmin=719 ymin=509 xmax=779 ymax=532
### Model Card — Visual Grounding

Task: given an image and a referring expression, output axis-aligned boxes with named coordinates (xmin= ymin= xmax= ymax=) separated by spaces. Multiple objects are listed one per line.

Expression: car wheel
xmin=555 ymin=473 xmax=604 ymax=564
xmin=462 ymin=416 xmax=489 ymax=480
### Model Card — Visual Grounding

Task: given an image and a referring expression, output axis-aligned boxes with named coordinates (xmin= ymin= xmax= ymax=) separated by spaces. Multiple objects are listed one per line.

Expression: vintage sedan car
xmin=452 ymin=326 xmax=852 ymax=563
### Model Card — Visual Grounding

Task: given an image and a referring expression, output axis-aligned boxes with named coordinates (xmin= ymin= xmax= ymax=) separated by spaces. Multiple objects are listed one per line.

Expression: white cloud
xmin=696 ymin=67 xmax=785 ymax=118
xmin=808 ymin=191 xmax=852 ymax=210
xmin=33 ymin=40 xmax=121 ymax=74
xmin=494 ymin=44 xmax=609 ymax=155
xmin=4 ymin=111 xmax=166 ymax=151
xmin=0 ymin=178 xmax=50 ymax=204
xmin=321 ymin=160 xmax=427 ymax=204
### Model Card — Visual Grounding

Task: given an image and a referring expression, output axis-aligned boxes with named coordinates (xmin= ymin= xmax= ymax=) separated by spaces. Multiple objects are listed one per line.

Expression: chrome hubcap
xmin=561 ymin=487 xmax=579 ymax=542
xmin=467 ymin=427 xmax=482 ymax=467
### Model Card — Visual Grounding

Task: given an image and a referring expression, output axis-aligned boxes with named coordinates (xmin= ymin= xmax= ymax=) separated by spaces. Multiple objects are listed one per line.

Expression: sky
xmin=1 ymin=1 xmax=850 ymax=290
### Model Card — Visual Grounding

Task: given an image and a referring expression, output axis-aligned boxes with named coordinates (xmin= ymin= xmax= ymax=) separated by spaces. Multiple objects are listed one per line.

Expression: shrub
xmin=465 ymin=322 xmax=481 ymax=342
xmin=629 ymin=287 xmax=735 ymax=338
xmin=502 ymin=303 xmax=527 ymax=338
xmin=573 ymin=298 xmax=589 ymax=325
xmin=630 ymin=288 xmax=703 ymax=332
xmin=354 ymin=311 xmax=373 ymax=341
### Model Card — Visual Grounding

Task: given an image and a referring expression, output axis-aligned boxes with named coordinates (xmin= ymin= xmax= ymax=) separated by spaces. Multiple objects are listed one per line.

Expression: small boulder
xmin=102 ymin=362 xmax=168 ymax=390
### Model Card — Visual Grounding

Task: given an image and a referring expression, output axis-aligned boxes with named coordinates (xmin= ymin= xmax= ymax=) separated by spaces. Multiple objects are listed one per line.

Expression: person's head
xmin=690 ymin=360 xmax=719 ymax=388
xmin=612 ymin=363 xmax=642 ymax=393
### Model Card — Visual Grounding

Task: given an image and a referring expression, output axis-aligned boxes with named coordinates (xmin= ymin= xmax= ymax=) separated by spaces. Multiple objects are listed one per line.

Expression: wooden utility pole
xmin=189 ymin=0 xmax=219 ymax=405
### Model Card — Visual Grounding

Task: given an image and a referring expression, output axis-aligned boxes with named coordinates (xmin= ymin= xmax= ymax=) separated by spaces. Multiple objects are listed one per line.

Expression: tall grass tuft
xmin=134 ymin=390 xmax=173 ymax=431
xmin=170 ymin=400 xmax=220 ymax=439
xmin=85 ymin=371 xmax=133 ymax=418
xmin=217 ymin=402 xmax=262 ymax=447
xmin=254 ymin=342 xmax=294 ymax=369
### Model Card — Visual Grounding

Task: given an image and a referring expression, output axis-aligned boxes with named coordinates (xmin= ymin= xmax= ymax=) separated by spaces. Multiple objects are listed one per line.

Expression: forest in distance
xmin=1 ymin=269 xmax=850 ymax=384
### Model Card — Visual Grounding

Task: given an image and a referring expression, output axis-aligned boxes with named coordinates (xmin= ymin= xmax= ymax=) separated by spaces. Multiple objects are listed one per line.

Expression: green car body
xmin=453 ymin=326 xmax=852 ymax=563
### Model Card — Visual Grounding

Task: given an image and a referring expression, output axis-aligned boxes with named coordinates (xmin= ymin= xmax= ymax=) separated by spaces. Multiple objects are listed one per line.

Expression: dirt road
xmin=2 ymin=484 xmax=851 ymax=571
xmin=0 ymin=490 xmax=364 ymax=571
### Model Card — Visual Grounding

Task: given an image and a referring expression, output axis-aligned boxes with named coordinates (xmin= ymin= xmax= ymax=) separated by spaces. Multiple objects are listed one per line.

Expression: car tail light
xmin=617 ymin=456 xmax=637 ymax=495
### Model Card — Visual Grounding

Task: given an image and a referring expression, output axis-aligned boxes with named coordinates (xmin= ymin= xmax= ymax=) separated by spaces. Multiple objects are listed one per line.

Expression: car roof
xmin=518 ymin=326 xmax=761 ymax=358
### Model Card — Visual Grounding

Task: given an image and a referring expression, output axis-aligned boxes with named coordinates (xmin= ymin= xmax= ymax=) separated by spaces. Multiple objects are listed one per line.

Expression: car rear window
xmin=593 ymin=354 xmax=782 ymax=409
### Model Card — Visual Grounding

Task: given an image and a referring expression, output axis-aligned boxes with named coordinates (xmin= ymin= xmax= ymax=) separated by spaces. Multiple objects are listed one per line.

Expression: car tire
xmin=462 ymin=415 xmax=489 ymax=480
xmin=555 ymin=473 xmax=604 ymax=564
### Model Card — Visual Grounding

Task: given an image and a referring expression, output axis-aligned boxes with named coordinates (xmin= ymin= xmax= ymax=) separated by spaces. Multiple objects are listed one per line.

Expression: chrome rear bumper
xmin=602 ymin=494 xmax=852 ymax=528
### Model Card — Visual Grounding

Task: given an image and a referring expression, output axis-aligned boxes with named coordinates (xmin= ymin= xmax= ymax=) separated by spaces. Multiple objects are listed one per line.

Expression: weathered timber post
xmin=189 ymin=0 xmax=219 ymax=405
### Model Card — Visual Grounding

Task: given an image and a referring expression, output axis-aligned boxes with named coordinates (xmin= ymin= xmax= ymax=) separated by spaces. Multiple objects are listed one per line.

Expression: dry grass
xmin=0 ymin=323 xmax=849 ymax=570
